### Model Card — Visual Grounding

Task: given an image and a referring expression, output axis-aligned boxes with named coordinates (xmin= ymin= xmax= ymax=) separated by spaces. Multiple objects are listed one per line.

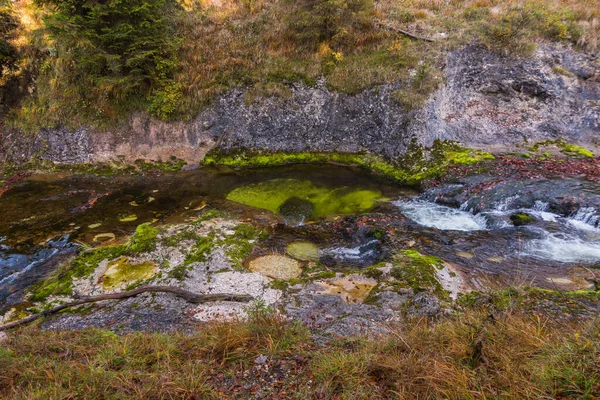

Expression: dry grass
xmin=1 ymin=294 xmax=599 ymax=399
xmin=3 ymin=0 xmax=600 ymax=130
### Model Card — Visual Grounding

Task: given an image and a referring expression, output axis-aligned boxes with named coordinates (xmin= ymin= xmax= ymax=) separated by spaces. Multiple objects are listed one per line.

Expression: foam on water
xmin=395 ymin=201 xmax=488 ymax=231
xmin=397 ymin=198 xmax=600 ymax=263
xmin=525 ymin=233 xmax=600 ymax=263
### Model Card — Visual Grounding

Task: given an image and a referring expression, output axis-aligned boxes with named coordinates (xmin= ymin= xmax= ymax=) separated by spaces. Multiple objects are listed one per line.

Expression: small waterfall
xmin=395 ymin=200 xmax=487 ymax=231
xmin=570 ymin=207 xmax=600 ymax=228
xmin=525 ymin=232 xmax=600 ymax=263
xmin=493 ymin=195 xmax=520 ymax=212
xmin=325 ymin=239 xmax=379 ymax=261
xmin=533 ymin=201 xmax=549 ymax=212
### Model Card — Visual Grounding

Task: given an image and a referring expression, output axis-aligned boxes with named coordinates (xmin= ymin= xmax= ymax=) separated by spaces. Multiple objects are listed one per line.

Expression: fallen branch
xmin=0 ymin=286 xmax=254 ymax=332
xmin=375 ymin=19 xmax=435 ymax=42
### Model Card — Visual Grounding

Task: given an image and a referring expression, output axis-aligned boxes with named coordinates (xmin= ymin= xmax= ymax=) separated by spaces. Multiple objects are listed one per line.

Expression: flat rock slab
xmin=248 ymin=255 xmax=302 ymax=280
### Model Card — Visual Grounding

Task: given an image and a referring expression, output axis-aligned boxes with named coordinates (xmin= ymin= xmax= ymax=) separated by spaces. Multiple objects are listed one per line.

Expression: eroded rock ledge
xmin=1 ymin=44 xmax=598 ymax=167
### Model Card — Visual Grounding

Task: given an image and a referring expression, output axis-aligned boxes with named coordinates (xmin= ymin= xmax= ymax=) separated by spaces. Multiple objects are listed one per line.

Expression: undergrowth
xmin=2 ymin=0 xmax=599 ymax=131
xmin=0 ymin=297 xmax=598 ymax=398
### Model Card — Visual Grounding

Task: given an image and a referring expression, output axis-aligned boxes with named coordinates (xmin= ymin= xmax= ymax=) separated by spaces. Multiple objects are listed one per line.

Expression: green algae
xmin=528 ymin=139 xmax=594 ymax=158
xmin=102 ymin=257 xmax=157 ymax=290
xmin=510 ymin=213 xmax=536 ymax=226
xmin=30 ymin=223 xmax=160 ymax=300
xmin=286 ymin=241 xmax=320 ymax=261
xmin=226 ymin=178 xmax=382 ymax=218
xmin=203 ymin=140 xmax=494 ymax=185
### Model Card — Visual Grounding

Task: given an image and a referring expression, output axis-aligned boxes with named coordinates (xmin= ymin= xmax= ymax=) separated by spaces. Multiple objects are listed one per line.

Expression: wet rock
xmin=102 ymin=258 xmax=158 ymax=290
xmin=314 ymin=274 xmax=377 ymax=304
xmin=286 ymin=241 xmax=320 ymax=261
xmin=320 ymin=238 xmax=383 ymax=268
xmin=409 ymin=292 xmax=441 ymax=317
xmin=510 ymin=213 xmax=536 ymax=226
xmin=248 ymin=255 xmax=302 ymax=280
xmin=278 ymin=197 xmax=314 ymax=225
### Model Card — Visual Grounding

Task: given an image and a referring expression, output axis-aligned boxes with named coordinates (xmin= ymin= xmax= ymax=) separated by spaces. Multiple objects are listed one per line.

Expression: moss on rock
xmin=203 ymin=140 xmax=494 ymax=185
xmin=226 ymin=178 xmax=383 ymax=218
xmin=102 ymin=258 xmax=157 ymax=290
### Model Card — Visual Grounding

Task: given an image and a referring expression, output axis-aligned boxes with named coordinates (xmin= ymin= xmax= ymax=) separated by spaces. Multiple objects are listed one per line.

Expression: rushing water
xmin=395 ymin=197 xmax=600 ymax=264
xmin=1 ymin=165 xmax=600 ymax=308
xmin=394 ymin=201 xmax=488 ymax=231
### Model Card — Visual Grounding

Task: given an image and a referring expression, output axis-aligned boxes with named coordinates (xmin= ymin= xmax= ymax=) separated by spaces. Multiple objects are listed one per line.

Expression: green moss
xmin=128 ymin=224 xmax=160 ymax=253
xmin=268 ymin=280 xmax=290 ymax=291
xmin=390 ymin=250 xmax=445 ymax=295
xmin=223 ymin=224 xmax=264 ymax=270
xmin=30 ymin=223 xmax=159 ymax=301
xmin=204 ymin=140 xmax=494 ymax=186
xmin=185 ymin=234 xmax=216 ymax=266
xmin=134 ymin=157 xmax=187 ymax=172
xmin=226 ymin=178 xmax=383 ymax=218
xmin=29 ymin=245 xmax=127 ymax=301
xmin=510 ymin=213 xmax=536 ymax=226
xmin=528 ymin=139 xmax=594 ymax=158
xmin=102 ymin=258 xmax=157 ymax=290
xmin=162 ymin=230 xmax=200 ymax=247
xmin=562 ymin=144 xmax=594 ymax=158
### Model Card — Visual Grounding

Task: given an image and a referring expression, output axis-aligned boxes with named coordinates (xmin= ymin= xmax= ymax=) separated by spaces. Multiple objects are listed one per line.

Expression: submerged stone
xmin=119 ymin=214 xmax=138 ymax=222
xmin=286 ymin=241 xmax=320 ymax=261
xmin=226 ymin=178 xmax=382 ymax=219
xmin=92 ymin=233 xmax=116 ymax=243
xmin=102 ymin=257 xmax=157 ymax=290
xmin=279 ymin=197 xmax=314 ymax=225
xmin=248 ymin=255 xmax=302 ymax=280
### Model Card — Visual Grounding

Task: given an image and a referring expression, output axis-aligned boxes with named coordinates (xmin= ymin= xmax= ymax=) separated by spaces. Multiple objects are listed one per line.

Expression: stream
xmin=1 ymin=164 xmax=599 ymax=309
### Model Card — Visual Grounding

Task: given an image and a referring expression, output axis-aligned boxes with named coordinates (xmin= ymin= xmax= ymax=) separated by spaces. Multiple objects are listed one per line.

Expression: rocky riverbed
xmin=1 ymin=157 xmax=600 ymax=337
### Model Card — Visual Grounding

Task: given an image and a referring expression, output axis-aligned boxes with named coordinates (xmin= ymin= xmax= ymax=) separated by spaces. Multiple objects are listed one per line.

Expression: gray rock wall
xmin=1 ymin=44 xmax=598 ymax=166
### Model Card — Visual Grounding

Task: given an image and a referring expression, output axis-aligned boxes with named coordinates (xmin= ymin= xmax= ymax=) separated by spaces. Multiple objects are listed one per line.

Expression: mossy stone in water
xmin=287 ymin=241 xmax=320 ymax=261
xmin=279 ymin=197 xmax=314 ymax=224
xmin=510 ymin=213 xmax=536 ymax=226
xmin=102 ymin=257 xmax=157 ymax=290
xmin=226 ymin=178 xmax=382 ymax=219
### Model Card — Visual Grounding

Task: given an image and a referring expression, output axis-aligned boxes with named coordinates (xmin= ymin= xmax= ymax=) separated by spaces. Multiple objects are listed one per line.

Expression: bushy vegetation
xmin=284 ymin=0 xmax=373 ymax=48
xmin=10 ymin=0 xmax=181 ymax=128
xmin=1 ymin=296 xmax=599 ymax=398
xmin=2 ymin=0 xmax=600 ymax=130
xmin=0 ymin=0 xmax=19 ymax=79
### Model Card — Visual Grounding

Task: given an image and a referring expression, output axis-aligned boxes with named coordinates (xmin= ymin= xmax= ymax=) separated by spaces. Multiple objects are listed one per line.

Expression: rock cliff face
xmin=1 ymin=44 xmax=598 ymax=166
xmin=414 ymin=44 xmax=600 ymax=152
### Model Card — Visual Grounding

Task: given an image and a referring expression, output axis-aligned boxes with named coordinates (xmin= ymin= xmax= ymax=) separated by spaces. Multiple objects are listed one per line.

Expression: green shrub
xmin=0 ymin=0 xmax=19 ymax=79
xmin=34 ymin=0 xmax=182 ymax=121
xmin=478 ymin=3 xmax=584 ymax=55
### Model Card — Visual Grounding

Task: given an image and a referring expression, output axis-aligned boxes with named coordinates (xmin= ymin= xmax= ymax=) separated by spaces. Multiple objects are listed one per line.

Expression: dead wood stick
xmin=375 ymin=19 xmax=436 ymax=42
xmin=0 ymin=286 xmax=253 ymax=332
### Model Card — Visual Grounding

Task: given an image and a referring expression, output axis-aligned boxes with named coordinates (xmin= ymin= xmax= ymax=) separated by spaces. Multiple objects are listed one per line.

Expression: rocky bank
xmin=0 ymin=44 xmax=599 ymax=167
